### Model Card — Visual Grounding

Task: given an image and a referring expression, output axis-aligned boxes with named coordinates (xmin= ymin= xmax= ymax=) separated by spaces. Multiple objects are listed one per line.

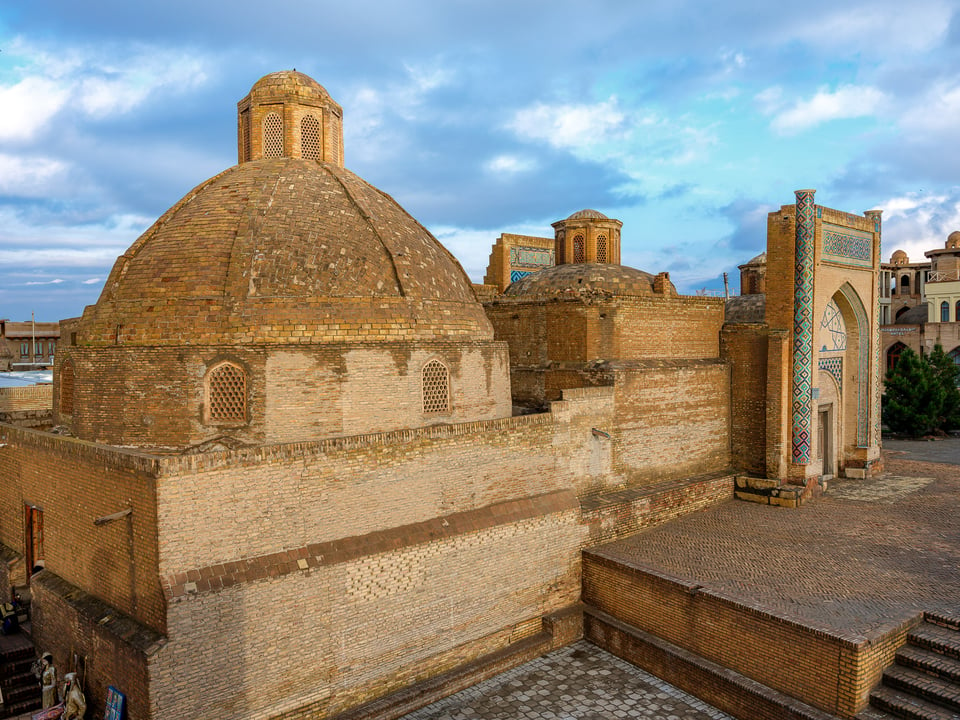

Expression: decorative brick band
xmin=162 ymin=489 xmax=578 ymax=599
xmin=792 ymin=189 xmax=816 ymax=464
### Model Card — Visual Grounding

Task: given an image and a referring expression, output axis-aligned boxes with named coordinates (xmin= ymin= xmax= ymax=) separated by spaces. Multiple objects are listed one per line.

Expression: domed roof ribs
xmin=323 ymin=164 xmax=407 ymax=297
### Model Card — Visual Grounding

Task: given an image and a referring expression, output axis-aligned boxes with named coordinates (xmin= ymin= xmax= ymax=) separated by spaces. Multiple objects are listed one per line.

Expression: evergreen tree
xmin=883 ymin=346 xmax=945 ymax=436
xmin=926 ymin=343 xmax=960 ymax=431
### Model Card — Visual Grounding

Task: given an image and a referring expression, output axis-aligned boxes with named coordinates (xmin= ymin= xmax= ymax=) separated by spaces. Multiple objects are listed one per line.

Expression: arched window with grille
xmin=942 ymin=301 xmax=950 ymax=322
xmin=207 ymin=361 xmax=247 ymax=423
xmin=59 ymin=361 xmax=74 ymax=415
xmin=301 ymin=115 xmax=321 ymax=160
xmin=421 ymin=359 xmax=450 ymax=414
xmin=900 ymin=274 xmax=910 ymax=294
xmin=263 ymin=112 xmax=284 ymax=158
xmin=596 ymin=234 xmax=608 ymax=263
xmin=573 ymin=234 xmax=585 ymax=263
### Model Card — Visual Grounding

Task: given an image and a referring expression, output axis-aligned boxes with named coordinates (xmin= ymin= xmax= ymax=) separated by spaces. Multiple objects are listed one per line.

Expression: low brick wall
xmin=582 ymin=552 xmax=921 ymax=717
xmin=31 ymin=571 xmax=165 ymax=720
xmin=580 ymin=472 xmax=734 ymax=545
xmin=0 ymin=384 xmax=51 ymax=412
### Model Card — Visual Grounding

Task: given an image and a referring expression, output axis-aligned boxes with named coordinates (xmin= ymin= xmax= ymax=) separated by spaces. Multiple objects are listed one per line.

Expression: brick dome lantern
xmin=56 ymin=71 xmax=511 ymax=449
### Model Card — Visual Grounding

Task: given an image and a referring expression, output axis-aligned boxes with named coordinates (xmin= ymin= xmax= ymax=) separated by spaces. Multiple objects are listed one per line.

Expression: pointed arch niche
xmin=820 ymin=283 xmax=871 ymax=466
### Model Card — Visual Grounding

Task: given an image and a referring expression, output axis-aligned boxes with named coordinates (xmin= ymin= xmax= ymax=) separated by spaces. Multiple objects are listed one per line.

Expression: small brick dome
xmin=248 ymin=70 xmax=334 ymax=103
xmin=947 ymin=231 xmax=960 ymax=249
xmin=890 ymin=249 xmax=909 ymax=265
xmin=78 ymin=158 xmax=492 ymax=345
xmin=566 ymin=208 xmax=609 ymax=221
xmin=504 ymin=263 xmax=675 ymax=298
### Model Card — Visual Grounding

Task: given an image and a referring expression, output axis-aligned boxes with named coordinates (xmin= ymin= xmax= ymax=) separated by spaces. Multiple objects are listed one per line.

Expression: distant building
xmin=880 ymin=233 xmax=960 ymax=373
xmin=0 ymin=319 xmax=60 ymax=371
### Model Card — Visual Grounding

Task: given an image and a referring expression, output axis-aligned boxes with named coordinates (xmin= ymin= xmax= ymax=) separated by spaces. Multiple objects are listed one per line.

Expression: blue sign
xmin=104 ymin=686 xmax=126 ymax=720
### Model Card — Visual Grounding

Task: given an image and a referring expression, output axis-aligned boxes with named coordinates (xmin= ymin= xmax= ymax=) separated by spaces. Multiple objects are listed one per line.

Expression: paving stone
xmin=402 ymin=641 xmax=733 ymax=720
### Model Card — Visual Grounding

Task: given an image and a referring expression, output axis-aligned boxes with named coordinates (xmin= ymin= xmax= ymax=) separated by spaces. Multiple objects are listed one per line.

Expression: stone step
xmin=0 ymin=657 xmax=34 ymax=676
xmin=899 ymin=645 xmax=960 ymax=684
xmin=855 ymin=707 xmax=901 ymax=720
xmin=883 ymin=665 xmax=960 ymax=713
xmin=0 ymin=696 xmax=41 ymax=720
xmin=910 ymin=623 xmax=960 ymax=662
xmin=869 ymin=686 xmax=960 ymax=720
xmin=928 ymin=612 xmax=960 ymax=633
xmin=0 ymin=644 xmax=33 ymax=664
xmin=2 ymin=678 xmax=40 ymax=704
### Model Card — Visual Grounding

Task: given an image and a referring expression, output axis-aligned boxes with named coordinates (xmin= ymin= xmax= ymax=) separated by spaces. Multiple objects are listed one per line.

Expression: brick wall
xmin=612 ymin=361 xmax=731 ymax=483
xmin=149 ymin=504 xmax=586 ymax=719
xmin=58 ymin=341 xmax=510 ymax=449
xmin=0 ymin=425 xmax=163 ymax=632
xmin=0 ymin=385 xmax=51 ymax=412
xmin=721 ymin=325 xmax=768 ymax=475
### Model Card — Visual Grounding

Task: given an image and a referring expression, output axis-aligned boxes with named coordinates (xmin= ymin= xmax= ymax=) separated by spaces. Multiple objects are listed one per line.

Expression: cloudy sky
xmin=2 ymin=0 xmax=960 ymax=321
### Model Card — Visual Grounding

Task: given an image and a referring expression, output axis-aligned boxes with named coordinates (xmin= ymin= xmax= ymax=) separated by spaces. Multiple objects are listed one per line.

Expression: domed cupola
xmin=237 ymin=70 xmax=344 ymax=166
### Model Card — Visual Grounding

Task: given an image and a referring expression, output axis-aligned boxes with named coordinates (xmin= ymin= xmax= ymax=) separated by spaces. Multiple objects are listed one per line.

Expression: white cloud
xmin=82 ymin=278 xmax=102 ymax=285
xmin=0 ymin=37 xmax=210 ymax=139
xmin=785 ymin=2 xmax=951 ymax=55
xmin=0 ymin=154 xmax=69 ymax=196
xmin=484 ymin=154 xmax=536 ymax=174
xmin=509 ymin=97 xmax=627 ymax=151
xmin=877 ymin=190 xmax=960 ymax=262
xmin=899 ymin=82 xmax=960 ymax=135
xmin=25 ymin=279 xmax=64 ymax=286
xmin=0 ymin=78 xmax=70 ymax=142
xmin=767 ymin=85 xmax=886 ymax=134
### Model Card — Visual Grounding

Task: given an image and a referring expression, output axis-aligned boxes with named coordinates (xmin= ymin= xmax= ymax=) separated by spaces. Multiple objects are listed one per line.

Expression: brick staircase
xmin=0 ymin=641 xmax=41 ymax=719
xmin=858 ymin=611 xmax=960 ymax=720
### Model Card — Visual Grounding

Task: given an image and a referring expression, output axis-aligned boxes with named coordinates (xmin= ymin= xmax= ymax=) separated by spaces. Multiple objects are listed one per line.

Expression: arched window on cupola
xmin=263 ymin=112 xmax=284 ymax=158
xmin=573 ymin=235 xmax=585 ymax=264
xmin=597 ymin=234 xmax=608 ymax=263
xmin=301 ymin=115 xmax=321 ymax=160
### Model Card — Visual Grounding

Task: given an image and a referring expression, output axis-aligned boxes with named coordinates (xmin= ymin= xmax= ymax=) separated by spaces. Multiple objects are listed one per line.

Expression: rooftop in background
xmin=0 ymin=370 xmax=53 ymax=387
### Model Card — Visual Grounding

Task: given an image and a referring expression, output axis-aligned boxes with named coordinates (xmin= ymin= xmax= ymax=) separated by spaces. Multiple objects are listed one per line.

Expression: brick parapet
xmin=582 ymin=550 xmax=922 ymax=717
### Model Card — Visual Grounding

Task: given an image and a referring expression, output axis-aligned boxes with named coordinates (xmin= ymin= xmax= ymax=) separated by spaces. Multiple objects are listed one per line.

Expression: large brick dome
xmin=57 ymin=71 xmax=511 ymax=450
xmin=504 ymin=263 xmax=675 ymax=298
xmin=79 ymin=157 xmax=493 ymax=345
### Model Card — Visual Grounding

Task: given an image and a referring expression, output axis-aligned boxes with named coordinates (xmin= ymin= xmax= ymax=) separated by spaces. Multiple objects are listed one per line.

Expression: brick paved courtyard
xmin=594 ymin=450 xmax=960 ymax=637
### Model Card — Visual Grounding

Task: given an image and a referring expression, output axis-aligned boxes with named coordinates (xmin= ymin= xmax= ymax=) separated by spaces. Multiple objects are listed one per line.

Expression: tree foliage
xmin=883 ymin=344 xmax=960 ymax=436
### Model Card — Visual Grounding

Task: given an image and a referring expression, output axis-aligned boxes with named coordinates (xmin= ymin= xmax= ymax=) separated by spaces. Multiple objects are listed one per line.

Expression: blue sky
xmin=2 ymin=0 xmax=960 ymax=321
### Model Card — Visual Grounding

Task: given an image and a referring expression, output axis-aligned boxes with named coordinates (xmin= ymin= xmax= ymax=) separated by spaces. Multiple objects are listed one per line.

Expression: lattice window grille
xmin=241 ymin=110 xmax=251 ymax=161
xmin=60 ymin=362 xmax=74 ymax=415
xmin=209 ymin=363 xmax=246 ymax=421
xmin=331 ymin=127 xmax=340 ymax=164
xmin=597 ymin=235 xmax=608 ymax=263
xmin=301 ymin=115 xmax=321 ymax=160
xmin=263 ymin=112 xmax=284 ymax=158
xmin=573 ymin=235 xmax=585 ymax=263
xmin=422 ymin=360 xmax=450 ymax=414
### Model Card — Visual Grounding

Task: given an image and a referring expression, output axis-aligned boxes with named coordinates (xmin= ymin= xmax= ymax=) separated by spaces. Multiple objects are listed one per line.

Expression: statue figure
xmin=60 ymin=672 xmax=86 ymax=720
xmin=40 ymin=652 xmax=57 ymax=708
